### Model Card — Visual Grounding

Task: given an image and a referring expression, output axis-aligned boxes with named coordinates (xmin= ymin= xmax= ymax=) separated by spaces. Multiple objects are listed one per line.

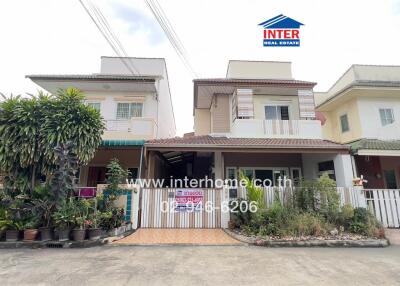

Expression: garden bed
xmin=224 ymin=229 xmax=389 ymax=247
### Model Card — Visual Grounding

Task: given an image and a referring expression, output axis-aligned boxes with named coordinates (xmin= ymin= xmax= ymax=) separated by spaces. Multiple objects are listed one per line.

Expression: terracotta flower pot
xmin=6 ymin=230 xmax=20 ymax=242
xmin=72 ymin=229 xmax=86 ymax=241
xmin=39 ymin=227 xmax=53 ymax=242
xmin=23 ymin=229 xmax=39 ymax=241
xmin=88 ymin=228 xmax=102 ymax=241
xmin=57 ymin=229 xmax=70 ymax=241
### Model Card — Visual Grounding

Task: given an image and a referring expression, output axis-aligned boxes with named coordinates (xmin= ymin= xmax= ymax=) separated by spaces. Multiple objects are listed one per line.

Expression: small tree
xmin=50 ymin=142 xmax=79 ymax=206
xmin=0 ymin=88 xmax=105 ymax=193
xmin=105 ymin=159 xmax=130 ymax=198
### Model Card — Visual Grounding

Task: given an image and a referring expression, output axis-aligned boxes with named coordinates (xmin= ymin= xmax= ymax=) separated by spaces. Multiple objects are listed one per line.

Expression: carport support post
xmin=221 ymin=185 xmax=230 ymax=228
xmin=333 ymin=154 xmax=354 ymax=188
xmin=214 ymin=151 xmax=223 ymax=180
xmin=131 ymin=185 xmax=141 ymax=230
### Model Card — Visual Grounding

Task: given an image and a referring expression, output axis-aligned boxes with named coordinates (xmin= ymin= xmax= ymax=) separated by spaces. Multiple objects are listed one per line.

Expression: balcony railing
xmin=231 ymin=119 xmax=322 ymax=139
xmin=104 ymin=118 xmax=156 ymax=138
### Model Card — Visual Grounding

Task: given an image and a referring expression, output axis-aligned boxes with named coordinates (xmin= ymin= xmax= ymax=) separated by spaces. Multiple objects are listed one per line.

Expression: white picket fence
xmin=364 ymin=189 xmax=400 ymax=228
xmin=237 ymin=186 xmax=400 ymax=228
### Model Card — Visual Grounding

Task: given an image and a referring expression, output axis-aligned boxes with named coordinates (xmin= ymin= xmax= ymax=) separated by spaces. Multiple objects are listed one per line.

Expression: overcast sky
xmin=1 ymin=0 xmax=400 ymax=135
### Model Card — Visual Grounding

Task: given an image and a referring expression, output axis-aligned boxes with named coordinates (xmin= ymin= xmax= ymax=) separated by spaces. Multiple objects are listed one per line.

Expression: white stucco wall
xmin=357 ymin=97 xmax=400 ymax=140
xmin=226 ymin=60 xmax=293 ymax=79
xmin=100 ymin=57 xmax=176 ymax=138
xmin=302 ymin=153 xmax=354 ymax=188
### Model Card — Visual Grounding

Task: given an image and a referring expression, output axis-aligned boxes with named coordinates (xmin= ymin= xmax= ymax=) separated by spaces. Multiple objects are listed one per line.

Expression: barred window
xmin=116 ymin=103 xmax=143 ymax=119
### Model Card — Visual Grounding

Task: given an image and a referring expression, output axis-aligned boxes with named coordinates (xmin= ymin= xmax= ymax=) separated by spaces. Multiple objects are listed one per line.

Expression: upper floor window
xmin=379 ymin=108 xmax=395 ymax=126
xmin=265 ymin=105 xmax=290 ymax=120
xmin=340 ymin=114 xmax=349 ymax=133
xmin=87 ymin=102 xmax=101 ymax=112
xmin=116 ymin=103 xmax=143 ymax=119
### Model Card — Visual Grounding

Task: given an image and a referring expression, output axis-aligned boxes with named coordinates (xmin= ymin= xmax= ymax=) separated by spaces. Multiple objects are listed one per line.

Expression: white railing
xmin=231 ymin=119 xmax=322 ymax=139
xmin=104 ymin=118 xmax=155 ymax=137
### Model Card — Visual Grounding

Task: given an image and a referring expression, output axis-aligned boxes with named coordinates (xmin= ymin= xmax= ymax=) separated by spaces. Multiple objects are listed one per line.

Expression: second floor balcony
xmin=103 ymin=118 xmax=156 ymax=140
xmin=230 ymin=119 xmax=322 ymax=139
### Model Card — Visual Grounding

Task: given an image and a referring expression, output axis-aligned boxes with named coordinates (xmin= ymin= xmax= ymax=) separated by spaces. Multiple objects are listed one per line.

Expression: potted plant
xmin=33 ymin=199 xmax=55 ymax=241
xmin=71 ymin=199 xmax=89 ymax=241
xmin=4 ymin=220 xmax=23 ymax=242
xmin=86 ymin=212 xmax=102 ymax=240
xmin=32 ymin=186 xmax=55 ymax=241
xmin=52 ymin=201 xmax=74 ymax=241
xmin=23 ymin=217 xmax=39 ymax=241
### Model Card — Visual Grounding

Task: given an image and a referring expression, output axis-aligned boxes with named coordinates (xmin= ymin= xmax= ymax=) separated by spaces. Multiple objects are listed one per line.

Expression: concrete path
xmin=1 ymin=246 xmax=400 ymax=285
xmin=114 ymin=229 xmax=242 ymax=245
xmin=385 ymin=228 xmax=400 ymax=245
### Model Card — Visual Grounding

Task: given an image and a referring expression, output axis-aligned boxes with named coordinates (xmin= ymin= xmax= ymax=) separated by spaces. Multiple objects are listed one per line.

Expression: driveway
xmin=114 ymin=229 xmax=242 ymax=245
xmin=0 ymin=246 xmax=400 ymax=285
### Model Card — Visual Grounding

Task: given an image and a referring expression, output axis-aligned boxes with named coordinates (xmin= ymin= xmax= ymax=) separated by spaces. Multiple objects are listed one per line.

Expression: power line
xmin=78 ymin=0 xmax=141 ymax=75
xmin=144 ymin=0 xmax=199 ymax=77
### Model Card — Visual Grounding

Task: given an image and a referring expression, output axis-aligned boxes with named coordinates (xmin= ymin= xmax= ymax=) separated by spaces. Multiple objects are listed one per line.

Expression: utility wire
xmin=78 ymin=0 xmax=141 ymax=75
xmin=144 ymin=0 xmax=199 ymax=77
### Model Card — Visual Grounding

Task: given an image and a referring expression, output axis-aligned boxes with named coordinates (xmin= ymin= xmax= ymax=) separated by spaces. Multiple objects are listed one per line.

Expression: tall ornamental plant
xmin=0 ymin=88 xmax=105 ymax=194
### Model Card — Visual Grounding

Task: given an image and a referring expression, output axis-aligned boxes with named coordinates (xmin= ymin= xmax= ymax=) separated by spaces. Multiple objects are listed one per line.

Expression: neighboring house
xmin=144 ymin=60 xmax=353 ymax=191
xmin=315 ymin=65 xmax=400 ymax=189
xmin=27 ymin=56 xmax=176 ymax=187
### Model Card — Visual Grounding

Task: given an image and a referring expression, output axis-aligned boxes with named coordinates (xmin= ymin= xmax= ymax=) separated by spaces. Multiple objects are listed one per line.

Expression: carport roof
xmin=145 ymin=135 xmax=348 ymax=152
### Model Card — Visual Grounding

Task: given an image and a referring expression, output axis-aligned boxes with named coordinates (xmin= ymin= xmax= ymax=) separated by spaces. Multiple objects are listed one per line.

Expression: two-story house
xmin=27 ymin=56 xmax=176 ymax=188
xmin=144 ymin=60 xmax=353 ymax=192
xmin=316 ymin=65 xmax=400 ymax=190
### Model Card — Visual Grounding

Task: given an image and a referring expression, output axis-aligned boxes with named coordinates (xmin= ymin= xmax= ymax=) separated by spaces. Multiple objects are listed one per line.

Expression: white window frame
xmin=379 ymin=108 xmax=395 ymax=126
xmin=86 ymin=101 xmax=101 ymax=112
xmin=264 ymin=104 xmax=291 ymax=120
xmin=238 ymin=167 xmax=290 ymax=187
xmin=116 ymin=102 xmax=143 ymax=120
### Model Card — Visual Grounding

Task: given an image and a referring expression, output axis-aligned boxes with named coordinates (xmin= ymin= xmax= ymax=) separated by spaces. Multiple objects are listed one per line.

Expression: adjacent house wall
xmin=357 ymin=97 xmax=400 ymax=140
xmin=320 ymin=97 xmax=362 ymax=144
xmin=100 ymin=57 xmax=176 ymax=139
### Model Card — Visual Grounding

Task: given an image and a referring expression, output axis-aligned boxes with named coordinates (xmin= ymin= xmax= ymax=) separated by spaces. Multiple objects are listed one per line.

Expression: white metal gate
xmin=140 ymin=188 xmax=224 ymax=228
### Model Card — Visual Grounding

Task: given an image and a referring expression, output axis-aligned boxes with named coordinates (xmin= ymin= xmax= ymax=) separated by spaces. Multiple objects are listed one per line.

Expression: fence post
xmin=130 ymin=184 xmax=141 ymax=230
xmin=354 ymin=186 xmax=367 ymax=208
xmin=221 ymin=185 xmax=230 ymax=228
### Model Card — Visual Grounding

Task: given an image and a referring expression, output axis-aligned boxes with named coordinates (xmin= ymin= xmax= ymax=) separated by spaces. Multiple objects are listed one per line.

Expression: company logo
xmin=258 ymin=14 xmax=304 ymax=47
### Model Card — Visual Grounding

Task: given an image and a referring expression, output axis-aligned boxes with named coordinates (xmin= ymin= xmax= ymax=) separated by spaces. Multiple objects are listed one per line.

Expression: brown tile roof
xmin=194 ymin=78 xmax=316 ymax=87
xmin=146 ymin=135 xmax=348 ymax=150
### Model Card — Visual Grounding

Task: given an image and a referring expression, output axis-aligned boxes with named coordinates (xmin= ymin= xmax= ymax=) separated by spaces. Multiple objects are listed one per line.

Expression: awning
xmin=350 ymin=139 xmax=400 ymax=156
xmin=101 ymin=139 xmax=145 ymax=147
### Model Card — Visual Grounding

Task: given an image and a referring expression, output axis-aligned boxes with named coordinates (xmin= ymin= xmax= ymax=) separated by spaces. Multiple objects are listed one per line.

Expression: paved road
xmin=0 ymin=245 xmax=399 ymax=286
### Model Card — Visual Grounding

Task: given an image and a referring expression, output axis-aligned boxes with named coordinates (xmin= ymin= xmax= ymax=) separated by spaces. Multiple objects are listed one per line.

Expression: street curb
xmin=0 ymin=230 xmax=135 ymax=249
xmin=223 ymin=229 xmax=390 ymax=248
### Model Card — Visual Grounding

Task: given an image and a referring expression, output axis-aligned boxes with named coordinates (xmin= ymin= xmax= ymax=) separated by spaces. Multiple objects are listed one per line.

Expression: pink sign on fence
xmin=175 ymin=189 xmax=204 ymax=212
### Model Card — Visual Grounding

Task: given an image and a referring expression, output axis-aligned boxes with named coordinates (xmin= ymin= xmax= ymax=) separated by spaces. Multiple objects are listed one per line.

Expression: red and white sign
xmin=175 ymin=189 xmax=203 ymax=212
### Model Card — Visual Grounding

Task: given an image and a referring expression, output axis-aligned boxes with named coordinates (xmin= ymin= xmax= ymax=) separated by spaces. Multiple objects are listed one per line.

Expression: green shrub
xmin=287 ymin=212 xmax=327 ymax=237
xmin=349 ymin=207 xmax=381 ymax=236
